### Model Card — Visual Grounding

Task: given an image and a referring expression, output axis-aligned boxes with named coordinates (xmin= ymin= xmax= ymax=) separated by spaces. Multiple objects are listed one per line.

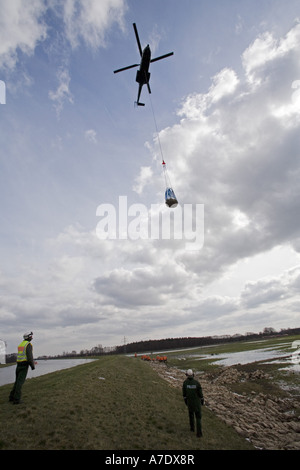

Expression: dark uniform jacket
xmin=25 ymin=343 xmax=35 ymax=370
xmin=182 ymin=377 xmax=203 ymax=412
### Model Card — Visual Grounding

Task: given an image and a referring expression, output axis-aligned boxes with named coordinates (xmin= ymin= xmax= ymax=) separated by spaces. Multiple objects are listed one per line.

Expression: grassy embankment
xmin=0 ymin=355 xmax=254 ymax=450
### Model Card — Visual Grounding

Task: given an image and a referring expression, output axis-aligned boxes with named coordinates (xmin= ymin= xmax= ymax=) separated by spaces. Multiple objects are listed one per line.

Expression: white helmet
xmin=23 ymin=332 xmax=33 ymax=341
xmin=186 ymin=369 xmax=194 ymax=377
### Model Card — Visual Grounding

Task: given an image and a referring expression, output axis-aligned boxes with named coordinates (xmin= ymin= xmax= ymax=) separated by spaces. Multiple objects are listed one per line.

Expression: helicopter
xmin=114 ymin=23 xmax=174 ymax=106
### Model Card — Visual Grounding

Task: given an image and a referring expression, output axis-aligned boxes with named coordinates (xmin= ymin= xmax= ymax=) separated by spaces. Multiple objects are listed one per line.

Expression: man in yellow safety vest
xmin=9 ymin=332 xmax=35 ymax=404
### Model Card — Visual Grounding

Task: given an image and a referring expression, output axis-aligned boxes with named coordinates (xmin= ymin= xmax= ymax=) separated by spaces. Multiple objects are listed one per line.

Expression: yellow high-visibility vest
xmin=17 ymin=340 xmax=30 ymax=362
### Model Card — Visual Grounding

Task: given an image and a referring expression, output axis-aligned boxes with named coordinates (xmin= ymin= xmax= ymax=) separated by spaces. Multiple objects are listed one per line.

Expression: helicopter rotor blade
xmin=114 ymin=64 xmax=139 ymax=73
xmin=150 ymin=52 xmax=174 ymax=63
xmin=133 ymin=23 xmax=143 ymax=57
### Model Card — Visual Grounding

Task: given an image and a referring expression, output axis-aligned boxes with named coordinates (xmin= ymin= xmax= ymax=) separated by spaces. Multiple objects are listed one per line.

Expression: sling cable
xmin=149 ymin=95 xmax=178 ymax=208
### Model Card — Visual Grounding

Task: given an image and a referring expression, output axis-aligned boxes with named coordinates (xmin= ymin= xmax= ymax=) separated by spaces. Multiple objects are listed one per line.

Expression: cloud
xmin=0 ymin=0 xmax=47 ymax=70
xmin=178 ymin=67 xmax=239 ymax=119
xmin=0 ymin=0 xmax=127 ymax=104
xmin=85 ymin=129 xmax=98 ymax=144
xmin=0 ymin=0 xmax=127 ymax=68
xmin=151 ymin=22 xmax=300 ymax=283
xmin=148 ymin=24 xmax=164 ymax=55
xmin=93 ymin=256 xmax=192 ymax=309
xmin=49 ymin=66 xmax=74 ymax=116
xmin=38 ymin=21 xmax=300 ymax=348
xmin=133 ymin=166 xmax=153 ymax=194
xmin=48 ymin=1 xmax=126 ymax=114
xmin=241 ymin=278 xmax=288 ymax=309
xmin=62 ymin=0 xmax=127 ymax=49
xmin=242 ymin=24 xmax=300 ymax=87
xmin=4 ymin=19 xmax=300 ymax=355
xmin=241 ymin=266 xmax=300 ymax=309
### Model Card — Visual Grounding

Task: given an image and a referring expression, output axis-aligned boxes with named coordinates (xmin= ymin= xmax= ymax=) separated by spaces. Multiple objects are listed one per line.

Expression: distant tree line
xmin=114 ymin=326 xmax=300 ymax=355
xmin=7 ymin=326 xmax=299 ymax=361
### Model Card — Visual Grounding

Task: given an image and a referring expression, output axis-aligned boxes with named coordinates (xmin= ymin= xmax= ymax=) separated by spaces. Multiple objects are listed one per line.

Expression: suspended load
xmin=165 ymin=187 xmax=178 ymax=208
xmin=162 ymin=161 xmax=178 ymax=208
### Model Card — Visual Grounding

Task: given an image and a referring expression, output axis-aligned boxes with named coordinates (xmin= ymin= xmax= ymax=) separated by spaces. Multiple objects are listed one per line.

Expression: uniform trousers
xmin=9 ymin=362 xmax=29 ymax=403
xmin=188 ymin=408 xmax=202 ymax=436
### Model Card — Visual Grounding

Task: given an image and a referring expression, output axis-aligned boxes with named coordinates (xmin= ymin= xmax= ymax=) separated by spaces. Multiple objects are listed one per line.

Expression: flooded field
xmin=167 ymin=337 xmax=300 ymax=374
xmin=191 ymin=346 xmax=299 ymax=370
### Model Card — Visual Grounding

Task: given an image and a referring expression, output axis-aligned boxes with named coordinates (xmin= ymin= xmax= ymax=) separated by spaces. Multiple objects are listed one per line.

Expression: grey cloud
xmin=0 ymin=0 xmax=47 ymax=70
xmin=93 ymin=261 xmax=192 ymax=309
xmin=240 ymin=266 xmax=300 ymax=309
xmin=159 ymin=23 xmax=300 ymax=287
xmin=4 ymin=20 xmax=300 ymax=356
xmin=241 ymin=279 xmax=287 ymax=309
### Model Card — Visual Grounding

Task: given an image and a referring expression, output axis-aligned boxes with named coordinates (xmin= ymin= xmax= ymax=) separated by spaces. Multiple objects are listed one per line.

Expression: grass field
xmin=0 ymin=355 xmax=254 ymax=450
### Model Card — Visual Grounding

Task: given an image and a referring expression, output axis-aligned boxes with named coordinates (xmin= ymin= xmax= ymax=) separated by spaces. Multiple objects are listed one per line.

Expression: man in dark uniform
xmin=182 ymin=369 xmax=204 ymax=437
xmin=9 ymin=332 xmax=35 ymax=404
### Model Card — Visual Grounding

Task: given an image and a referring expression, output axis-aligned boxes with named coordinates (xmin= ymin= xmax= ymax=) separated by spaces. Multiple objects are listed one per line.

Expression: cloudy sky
xmin=1 ymin=0 xmax=300 ymax=356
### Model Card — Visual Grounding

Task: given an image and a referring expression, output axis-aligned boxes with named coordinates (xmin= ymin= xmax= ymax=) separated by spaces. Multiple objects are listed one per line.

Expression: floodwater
xmin=194 ymin=346 xmax=300 ymax=371
xmin=0 ymin=359 xmax=96 ymax=387
xmin=208 ymin=347 xmax=288 ymax=366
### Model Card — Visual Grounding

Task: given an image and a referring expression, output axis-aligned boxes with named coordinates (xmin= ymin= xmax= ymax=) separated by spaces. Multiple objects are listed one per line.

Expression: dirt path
xmin=150 ymin=362 xmax=300 ymax=450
